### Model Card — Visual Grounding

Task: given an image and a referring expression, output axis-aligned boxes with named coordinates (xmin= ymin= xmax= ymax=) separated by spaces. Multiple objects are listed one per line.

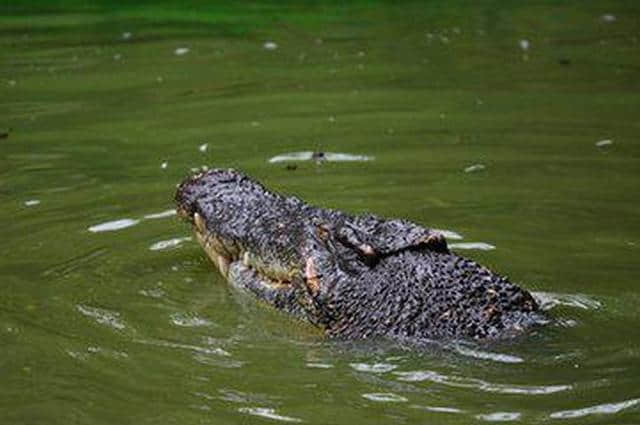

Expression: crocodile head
xmin=176 ymin=168 xmax=542 ymax=341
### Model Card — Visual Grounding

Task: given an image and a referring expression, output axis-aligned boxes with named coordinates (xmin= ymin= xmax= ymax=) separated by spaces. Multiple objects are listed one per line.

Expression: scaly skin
xmin=175 ymin=168 xmax=544 ymax=341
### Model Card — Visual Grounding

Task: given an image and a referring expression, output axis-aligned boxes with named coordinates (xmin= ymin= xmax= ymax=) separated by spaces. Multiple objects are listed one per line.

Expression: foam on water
xmin=143 ymin=209 xmax=176 ymax=219
xmin=532 ymin=292 xmax=602 ymax=311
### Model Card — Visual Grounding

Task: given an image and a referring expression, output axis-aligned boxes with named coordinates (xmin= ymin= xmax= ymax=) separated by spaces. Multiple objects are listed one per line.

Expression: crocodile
xmin=175 ymin=168 xmax=544 ymax=342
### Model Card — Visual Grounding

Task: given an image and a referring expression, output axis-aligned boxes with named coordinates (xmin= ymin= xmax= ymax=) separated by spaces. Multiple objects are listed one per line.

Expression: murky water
xmin=2 ymin=2 xmax=639 ymax=423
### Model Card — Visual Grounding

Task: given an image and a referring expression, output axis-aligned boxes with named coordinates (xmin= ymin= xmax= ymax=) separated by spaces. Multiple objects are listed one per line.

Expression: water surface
xmin=2 ymin=1 xmax=639 ymax=423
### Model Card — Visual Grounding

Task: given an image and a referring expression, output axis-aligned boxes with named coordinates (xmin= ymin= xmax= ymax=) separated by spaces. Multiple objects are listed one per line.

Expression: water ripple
xmin=452 ymin=345 xmax=524 ymax=364
xmin=350 ymin=362 xmax=397 ymax=373
xmin=143 ymin=209 xmax=176 ymax=219
xmin=394 ymin=370 xmax=571 ymax=395
xmin=135 ymin=338 xmax=230 ymax=357
xmin=76 ymin=304 xmax=126 ymax=330
xmin=476 ymin=412 xmax=522 ymax=422
xmin=149 ymin=237 xmax=191 ymax=251
xmin=88 ymin=218 xmax=140 ymax=233
xmin=170 ymin=312 xmax=214 ymax=327
xmin=238 ymin=407 xmax=303 ymax=423
xmin=450 ymin=242 xmax=496 ymax=251
xmin=362 ymin=393 xmax=408 ymax=402
xmin=532 ymin=292 xmax=602 ymax=311
xmin=550 ymin=398 xmax=640 ymax=419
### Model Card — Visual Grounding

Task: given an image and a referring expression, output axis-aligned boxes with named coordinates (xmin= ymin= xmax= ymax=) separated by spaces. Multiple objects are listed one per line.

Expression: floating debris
xmin=88 ymin=218 xmax=140 ymax=233
xmin=161 ymin=161 xmax=168 ymax=169
xmin=600 ymin=13 xmax=616 ymax=23
xmin=149 ymin=237 xmax=191 ymax=251
xmin=199 ymin=143 xmax=208 ymax=152
xmin=122 ymin=32 xmax=132 ymax=40
xmin=464 ymin=164 xmax=486 ymax=173
xmin=238 ymin=407 xmax=302 ymax=423
xmin=362 ymin=393 xmax=408 ymax=403
xmin=24 ymin=199 xmax=40 ymax=207
xmin=263 ymin=41 xmax=278 ymax=51
xmin=268 ymin=151 xmax=374 ymax=163
xmin=595 ymin=139 xmax=613 ymax=147
xmin=519 ymin=39 xmax=530 ymax=51
xmin=174 ymin=47 xmax=190 ymax=56
xmin=449 ymin=242 xmax=495 ymax=251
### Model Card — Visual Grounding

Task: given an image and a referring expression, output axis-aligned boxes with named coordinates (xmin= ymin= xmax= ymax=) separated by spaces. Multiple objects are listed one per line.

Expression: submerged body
xmin=176 ymin=169 xmax=543 ymax=341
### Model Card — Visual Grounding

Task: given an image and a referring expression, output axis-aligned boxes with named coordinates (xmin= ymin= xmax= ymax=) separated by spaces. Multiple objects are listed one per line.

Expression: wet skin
xmin=176 ymin=169 xmax=544 ymax=342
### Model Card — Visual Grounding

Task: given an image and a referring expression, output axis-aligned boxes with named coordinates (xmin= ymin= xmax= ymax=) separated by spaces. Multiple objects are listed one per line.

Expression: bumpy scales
xmin=175 ymin=168 xmax=543 ymax=341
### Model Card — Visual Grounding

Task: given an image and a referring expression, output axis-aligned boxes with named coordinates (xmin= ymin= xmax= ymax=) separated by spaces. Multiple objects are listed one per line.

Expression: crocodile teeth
xmin=217 ymin=254 xmax=230 ymax=277
xmin=243 ymin=251 xmax=250 ymax=266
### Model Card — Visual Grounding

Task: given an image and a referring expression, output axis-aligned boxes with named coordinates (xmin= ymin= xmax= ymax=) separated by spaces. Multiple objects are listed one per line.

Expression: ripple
xmin=532 ymin=292 xmax=602 ymax=311
xmin=238 ymin=407 xmax=302 ymax=423
xmin=464 ymin=164 xmax=486 ymax=173
xmin=412 ymin=405 xmax=464 ymax=414
xmin=170 ymin=312 xmax=214 ymax=328
xmin=88 ymin=218 xmax=139 ymax=233
xmin=450 ymin=242 xmax=496 ymax=251
xmin=350 ymin=362 xmax=397 ymax=373
xmin=434 ymin=229 xmax=464 ymax=240
xmin=394 ymin=370 xmax=571 ymax=395
xmin=476 ymin=412 xmax=522 ymax=422
xmin=136 ymin=338 xmax=230 ymax=357
xmin=550 ymin=398 xmax=640 ymax=419
xmin=362 ymin=393 xmax=408 ymax=402
xmin=306 ymin=362 xmax=334 ymax=369
xmin=76 ymin=304 xmax=126 ymax=330
xmin=143 ymin=209 xmax=176 ymax=219
xmin=149 ymin=237 xmax=191 ymax=251
xmin=268 ymin=151 xmax=374 ymax=163
xmin=453 ymin=345 xmax=524 ymax=364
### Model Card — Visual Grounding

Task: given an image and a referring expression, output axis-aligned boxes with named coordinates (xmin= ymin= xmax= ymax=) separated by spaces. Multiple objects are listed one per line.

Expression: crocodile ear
xmin=336 ymin=216 xmax=449 ymax=258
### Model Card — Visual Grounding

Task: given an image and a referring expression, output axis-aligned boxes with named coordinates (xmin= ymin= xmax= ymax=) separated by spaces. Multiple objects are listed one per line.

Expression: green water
xmin=2 ymin=1 xmax=640 ymax=423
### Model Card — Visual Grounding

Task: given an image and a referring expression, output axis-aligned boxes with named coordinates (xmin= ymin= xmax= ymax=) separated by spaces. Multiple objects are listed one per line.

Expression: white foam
xmin=532 ymin=292 xmax=602 ymax=311
xmin=595 ymin=139 xmax=613 ymax=147
xmin=199 ymin=143 xmax=208 ymax=152
xmin=174 ymin=47 xmax=190 ymax=56
xmin=88 ymin=218 xmax=140 ymax=233
xmin=24 ymin=199 xmax=40 ymax=207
